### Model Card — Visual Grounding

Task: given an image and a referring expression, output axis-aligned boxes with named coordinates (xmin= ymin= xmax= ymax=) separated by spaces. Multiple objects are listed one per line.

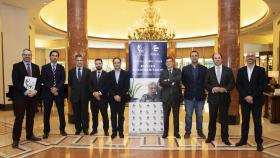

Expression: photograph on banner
xmin=129 ymin=78 xmax=162 ymax=102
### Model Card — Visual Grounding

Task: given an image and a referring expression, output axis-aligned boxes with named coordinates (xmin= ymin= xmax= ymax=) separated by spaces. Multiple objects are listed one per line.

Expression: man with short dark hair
xmin=107 ymin=57 xmax=129 ymax=139
xmin=89 ymin=58 xmax=109 ymax=136
xmin=182 ymin=50 xmax=207 ymax=139
xmin=12 ymin=48 xmax=41 ymax=148
xmin=41 ymin=50 xmax=67 ymax=139
xmin=68 ymin=54 xmax=91 ymax=135
xmin=159 ymin=56 xmax=182 ymax=139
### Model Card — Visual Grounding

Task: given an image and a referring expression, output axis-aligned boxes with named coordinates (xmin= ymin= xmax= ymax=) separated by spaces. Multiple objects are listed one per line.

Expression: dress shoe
xmin=257 ymin=144 xmax=264 ymax=152
xmin=205 ymin=138 xmax=213 ymax=143
xmin=223 ymin=140 xmax=232 ymax=146
xmin=75 ymin=130 xmax=81 ymax=135
xmin=235 ymin=141 xmax=247 ymax=147
xmin=27 ymin=136 xmax=41 ymax=141
xmin=104 ymin=131 xmax=109 ymax=136
xmin=111 ymin=132 xmax=117 ymax=139
xmin=174 ymin=133 xmax=181 ymax=139
xmin=60 ymin=130 xmax=67 ymax=136
xmin=12 ymin=141 xmax=19 ymax=148
xmin=162 ymin=133 xmax=168 ymax=139
xmin=90 ymin=130 xmax=97 ymax=136
xmin=119 ymin=132 xmax=124 ymax=138
xmin=198 ymin=132 xmax=206 ymax=139
xmin=184 ymin=133 xmax=190 ymax=139
xmin=43 ymin=133 xmax=49 ymax=139
xmin=83 ymin=130 xmax=89 ymax=135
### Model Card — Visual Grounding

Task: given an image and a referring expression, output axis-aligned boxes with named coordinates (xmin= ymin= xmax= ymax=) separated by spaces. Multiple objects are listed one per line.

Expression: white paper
xmin=24 ymin=76 xmax=37 ymax=90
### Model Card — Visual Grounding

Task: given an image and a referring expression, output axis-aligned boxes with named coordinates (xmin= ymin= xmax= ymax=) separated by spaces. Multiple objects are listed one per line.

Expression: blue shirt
xmin=115 ymin=69 xmax=121 ymax=83
xmin=76 ymin=67 xmax=83 ymax=79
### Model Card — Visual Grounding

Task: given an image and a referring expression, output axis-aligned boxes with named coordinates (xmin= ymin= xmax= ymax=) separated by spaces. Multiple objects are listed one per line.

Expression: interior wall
xmin=0 ymin=4 xmax=29 ymax=104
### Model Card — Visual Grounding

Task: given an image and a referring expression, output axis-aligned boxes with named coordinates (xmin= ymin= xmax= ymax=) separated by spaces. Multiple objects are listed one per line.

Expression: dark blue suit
xmin=41 ymin=63 xmax=66 ymax=134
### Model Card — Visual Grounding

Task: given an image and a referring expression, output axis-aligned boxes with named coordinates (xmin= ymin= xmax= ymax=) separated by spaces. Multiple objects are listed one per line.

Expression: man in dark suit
xmin=159 ymin=57 xmax=182 ymax=139
xmin=107 ymin=57 xmax=129 ymax=139
xmin=204 ymin=53 xmax=235 ymax=145
xmin=41 ymin=50 xmax=67 ymax=139
xmin=182 ymin=50 xmax=207 ymax=139
xmin=235 ymin=52 xmax=266 ymax=151
xmin=68 ymin=54 xmax=91 ymax=135
xmin=12 ymin=48 xmax=41 ymax=148
xmin=89 ymin=58 xmax=109 ymax=136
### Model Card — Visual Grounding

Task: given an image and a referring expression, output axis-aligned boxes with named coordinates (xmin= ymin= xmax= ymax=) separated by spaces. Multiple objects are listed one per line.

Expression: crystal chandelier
xmin=128 ymin=0 xmax=175 ymax=40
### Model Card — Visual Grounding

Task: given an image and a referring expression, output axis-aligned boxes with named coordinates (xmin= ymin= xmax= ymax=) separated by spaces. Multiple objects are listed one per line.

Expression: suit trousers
xmin=72 ymin=100 xmax=89 ymax=131
xmin=163 ymin=98 xmax=180 ymax=135
xmin=208 ymin=102 xmax=229 ymax=141
xmin=13 ymin=97 xmax=37 ymax=141
xmin=240 ymin=102 xmax=263 ymax=144
xmin=90 ymin=100 xmax=109 ymax=132
xmin=109 ymin=101 xmax=125 ymax=133
xmin=43 ymin=95 xmax=66 ymax=133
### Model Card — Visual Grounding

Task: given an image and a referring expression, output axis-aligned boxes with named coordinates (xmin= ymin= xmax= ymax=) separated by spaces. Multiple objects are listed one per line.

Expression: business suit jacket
xmin=89 ymin=70 xmax=108 ymax=105
xmin=236 ymin=66 xmax=266 ymax=106
xmin=159 ymin=68 xmax=182 ymax=103
xmin=204 ymin=66 xmax=235 ymax=105
xmin=68 ymin=67 xmax=91 ymax=103
xmin=107 ymin=69 xmax=130 ymax=103
xmin=182 ymin=64 xmax=207 ymax=101
xmin=41 ymin=63 xmax=65 ymax=97
xmin=12 ymin=61 xmax=41 ymax=100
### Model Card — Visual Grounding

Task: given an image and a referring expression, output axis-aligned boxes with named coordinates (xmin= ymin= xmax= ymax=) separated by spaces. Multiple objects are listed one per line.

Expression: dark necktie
xmin=52 ymin=65 xmax=56 ymax=86
xmin=78 ymin=68 xmax=82 ymax=81
xmin=168 ymin=70 xmax=172 ymax=78
xmin=27 ymin=63 xmax=32 ymax=76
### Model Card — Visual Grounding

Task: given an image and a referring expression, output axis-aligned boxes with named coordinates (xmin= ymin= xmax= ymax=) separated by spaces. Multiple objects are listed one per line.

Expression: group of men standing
xmin=159 ymin=51 xmax=266 ymax=152
xmin=11 ymin=49 xmax=129 ymax=148
xmin=11 ymin=48 xmax=266 ymax=152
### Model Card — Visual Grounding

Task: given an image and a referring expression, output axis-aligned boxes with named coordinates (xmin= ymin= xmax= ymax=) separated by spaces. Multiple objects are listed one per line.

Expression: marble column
xmin=218 ymin=0 xmax=240 ymax=124
xmin=67 ymin=0 xmax=88 ymax=123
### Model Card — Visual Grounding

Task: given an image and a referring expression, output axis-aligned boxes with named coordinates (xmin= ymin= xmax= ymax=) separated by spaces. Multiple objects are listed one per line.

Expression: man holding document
xmin=11 ymin=48 xmax=41 ymax=148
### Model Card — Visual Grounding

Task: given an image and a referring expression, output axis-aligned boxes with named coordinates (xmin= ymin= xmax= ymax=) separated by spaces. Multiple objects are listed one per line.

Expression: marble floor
xmin=0 ymin=103 xmax=280 ymax=158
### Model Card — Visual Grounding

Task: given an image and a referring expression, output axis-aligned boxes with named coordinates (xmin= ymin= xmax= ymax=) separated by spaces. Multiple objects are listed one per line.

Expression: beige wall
xmin=35 ymin=48 xmax=47 ymax=69
xmin=0 ymin=4 xmax=29 ymax=104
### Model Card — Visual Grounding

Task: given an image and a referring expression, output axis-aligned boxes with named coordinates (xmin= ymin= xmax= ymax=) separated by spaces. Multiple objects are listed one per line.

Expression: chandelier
xmin=128 ymin=0 xmax=175 ymax=41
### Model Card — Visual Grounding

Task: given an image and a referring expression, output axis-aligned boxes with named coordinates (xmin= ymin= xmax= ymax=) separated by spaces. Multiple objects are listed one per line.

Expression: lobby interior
xmin=1 ymin=0 xmax=280 ymax=157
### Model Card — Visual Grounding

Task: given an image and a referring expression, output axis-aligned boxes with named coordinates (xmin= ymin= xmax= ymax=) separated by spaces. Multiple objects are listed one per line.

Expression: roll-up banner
xmin=128 ymin=41 xmax=167 ymax=134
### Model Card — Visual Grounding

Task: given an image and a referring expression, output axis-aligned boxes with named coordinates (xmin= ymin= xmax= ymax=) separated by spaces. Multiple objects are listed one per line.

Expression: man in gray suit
xmin=68 ymin=54 xmax=91 ymax=135
xmin=159 ymin=57 xmax=182 ymax=139
xmin=204 ymin=53 xmax=235 ymax=145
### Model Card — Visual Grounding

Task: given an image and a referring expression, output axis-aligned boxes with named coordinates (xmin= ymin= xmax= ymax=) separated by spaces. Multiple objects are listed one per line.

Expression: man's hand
xmin=50 ymin=87 xmax=58 ymax=96
xmin=93 ymin=92 xmax=101 ymax=101
xmin=114 ymin=95 xmax=121 ymax=102
xmin=244 ymin=96 xmax=253 ymax=104
xmin=27 ymin=90 xmax=37 ymax=97
xmin=212 ymin=87 xmax=220 ymax=93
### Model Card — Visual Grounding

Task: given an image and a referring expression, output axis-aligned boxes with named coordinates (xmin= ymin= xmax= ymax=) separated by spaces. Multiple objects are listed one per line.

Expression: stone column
xmin=218 ymin=0 xmax=240 ymax=124
xmin=67 ymin=0 xmax=88 ymax=123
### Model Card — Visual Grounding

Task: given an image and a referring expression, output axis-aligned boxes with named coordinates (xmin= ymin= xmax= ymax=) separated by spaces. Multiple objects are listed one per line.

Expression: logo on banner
xmin=136 ymin=44 xmax=145 ymax=56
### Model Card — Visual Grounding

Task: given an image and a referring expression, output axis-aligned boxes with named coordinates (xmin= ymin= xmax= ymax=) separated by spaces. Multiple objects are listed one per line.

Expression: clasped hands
xmin=24 ymin=89 xmax=37 ymax=97
xmin=212 ymin=87 xmax=227 ymax=93
xmin=50 ymin=87 xmax=59 ymax=96
xmin=93 ymin=91 xmax=102 ymax=101
xmin=244 ymin=96 xmax=253 ymax=104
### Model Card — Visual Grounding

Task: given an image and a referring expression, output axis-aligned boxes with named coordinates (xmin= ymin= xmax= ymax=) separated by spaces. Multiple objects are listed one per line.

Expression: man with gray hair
xmin=140 ymin=82 xmax=161 ymax=102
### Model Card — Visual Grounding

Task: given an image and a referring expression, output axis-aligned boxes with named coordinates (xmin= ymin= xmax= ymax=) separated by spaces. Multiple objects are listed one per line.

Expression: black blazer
xmin=12 ymin=61 xmax=41 ymax=100
xmin=159 ymin=68 xmax=182 ymax=103
xmin=41 ymin=63 xmax=65 ymax=97
xmin=204 ymin=66 xmax=235 ymax=105
xmin=68 ymin=67 xmax=91 ymax=103
xmin=236 ymin=65 xmax=266 ymax=106
xmin=89 ymin=70 xmax=108 ymax=104
xmin=107 ymin=69 xmax=130 ymax=103
xmin=182 ymin=64 xmax=207 ymax=101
